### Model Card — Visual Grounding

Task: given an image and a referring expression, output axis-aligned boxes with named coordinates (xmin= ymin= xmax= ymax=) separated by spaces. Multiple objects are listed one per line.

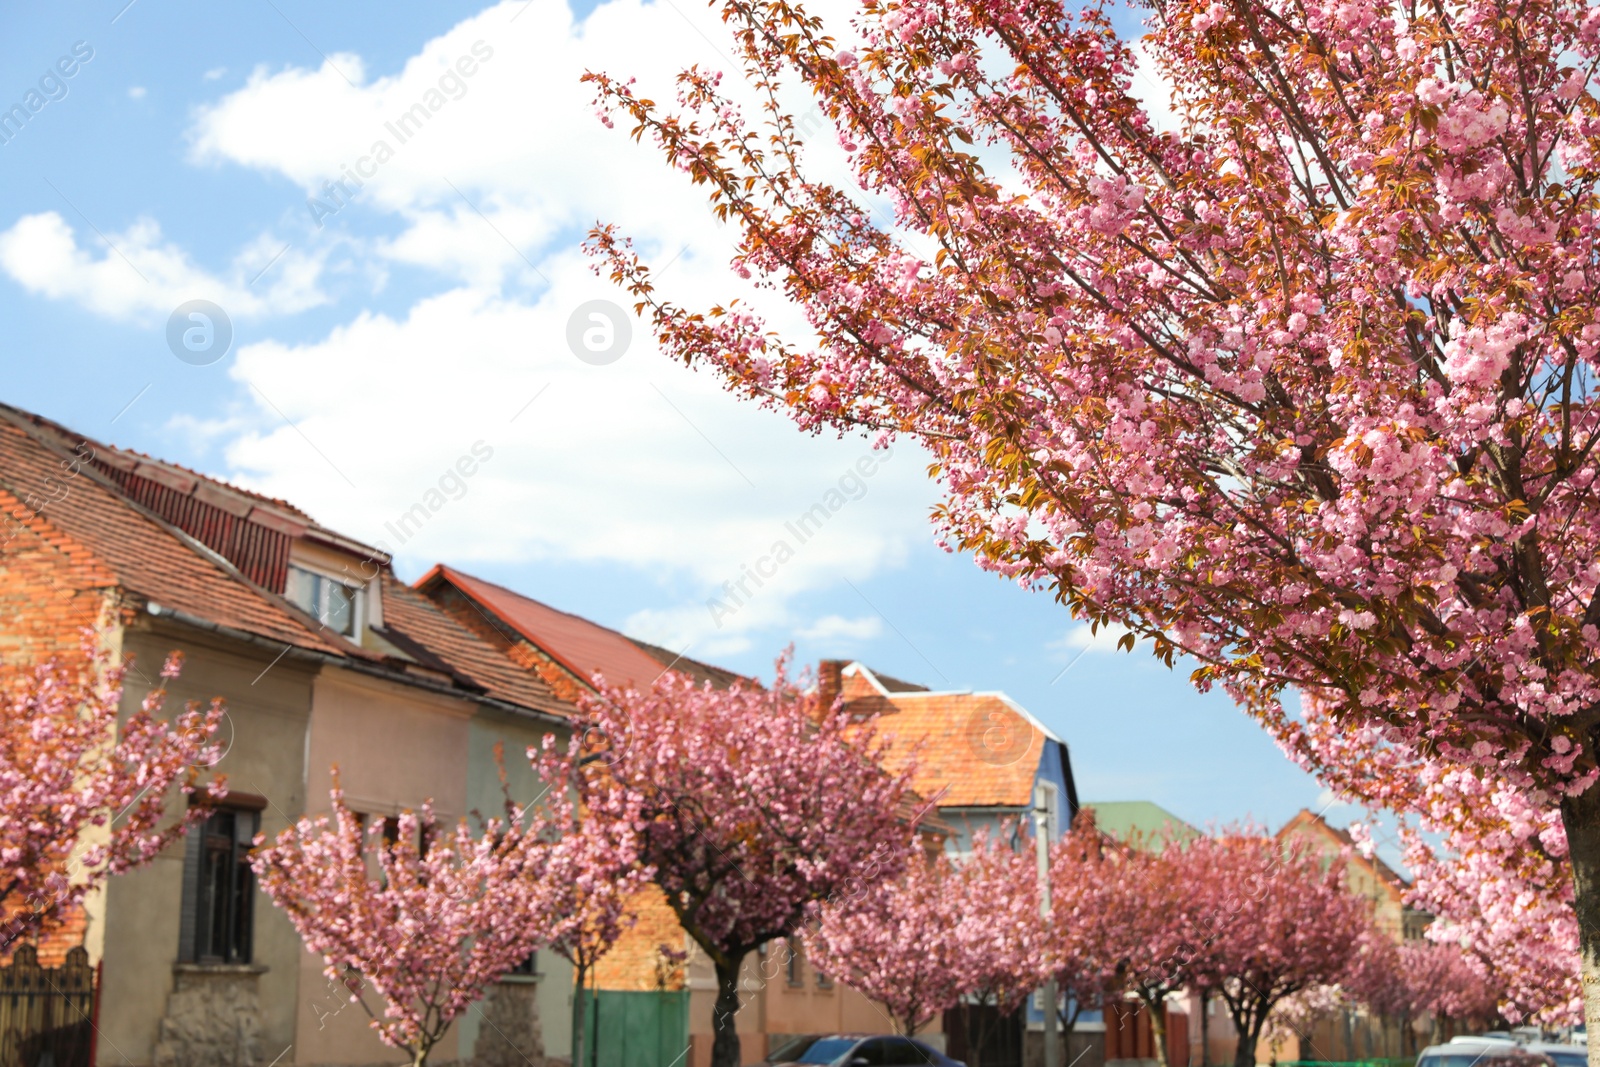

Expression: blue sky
xmin=0 ymin=0 xmax=1374 ymax=841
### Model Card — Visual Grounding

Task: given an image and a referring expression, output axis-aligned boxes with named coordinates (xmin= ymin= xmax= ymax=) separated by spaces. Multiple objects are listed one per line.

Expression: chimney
xmin=817 ymin=659 xmax=846 ymax=717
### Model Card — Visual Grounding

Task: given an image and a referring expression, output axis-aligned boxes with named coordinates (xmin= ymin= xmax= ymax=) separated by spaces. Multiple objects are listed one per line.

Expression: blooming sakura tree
xmin=810 ymin=844 xmax=965 ymax=1036
xmin=586 ymin=0 xmax=1600 ymax=1031
xmin=1043 ymin=815 xmax=1148 ymax=1034
xmin=1089 ymin=836 xmax=1199 ymax=1067
xmin=251 ymin=778 xmax=557 ymax=1067
xmin=1403 ymin=941 xmax=1501 ymax=1039
xmin=528 ymin=737 xmax=650 ymax=1067
xmin=1186 ymin=836 xmax=1372 ymax=1067
xmin=571 ymin=657 xmax=917 ymax=1067
xmin=0 ymin=641 xmax=225 ymax=953
xmin=948 ymin=832 xmax=1045 ymax=1067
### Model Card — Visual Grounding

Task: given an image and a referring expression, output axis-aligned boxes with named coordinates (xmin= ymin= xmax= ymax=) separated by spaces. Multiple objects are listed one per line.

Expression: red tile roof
xmin=0 ymin=409 xmax=352 ymax=656
xmin=838 ymin=663 xmax=1058 ymax=808
xmin=376 ymin=574 xmax=569 ymax=715
xmin=415 ymin=564 xmax=699 ymax=691
xmin=0 ymin=403 xmax=568 ymax=719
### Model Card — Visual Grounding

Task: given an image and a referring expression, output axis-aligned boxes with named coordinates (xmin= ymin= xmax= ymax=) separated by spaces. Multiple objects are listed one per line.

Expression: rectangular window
xmin=285 ymin=565 xmax=359 ymax=636
xmin=187 ymin=807 xmax=258 ymax=964
xmin=509 ymin=952 xmax=538 ymax=976
xmin=786 ymin=940 xmax=802 ymax=987
xmin=815 ymin=967 xmax=832 ymax=990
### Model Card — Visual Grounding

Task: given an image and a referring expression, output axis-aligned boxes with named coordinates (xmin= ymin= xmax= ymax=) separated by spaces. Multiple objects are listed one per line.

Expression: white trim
xmin=842 ymin=663 xmax=1064 ymax=743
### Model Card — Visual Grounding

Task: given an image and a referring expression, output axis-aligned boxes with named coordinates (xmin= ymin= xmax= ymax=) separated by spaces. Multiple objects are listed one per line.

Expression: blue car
xmin=756 ymin=1034 xmax=966 ymax=1066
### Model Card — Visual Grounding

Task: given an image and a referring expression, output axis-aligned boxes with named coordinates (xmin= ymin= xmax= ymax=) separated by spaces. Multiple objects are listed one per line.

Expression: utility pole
xmin=1034 ymin=782 xmax=1061 ymax=1067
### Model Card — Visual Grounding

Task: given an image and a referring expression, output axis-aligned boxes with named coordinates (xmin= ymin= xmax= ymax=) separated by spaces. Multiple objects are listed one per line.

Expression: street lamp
xmin=1033 ymin=782 xmax=1060 ymax=1067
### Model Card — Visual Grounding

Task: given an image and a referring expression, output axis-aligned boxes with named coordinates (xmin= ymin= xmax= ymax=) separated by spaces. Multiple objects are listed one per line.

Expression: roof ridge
xmin=0 ymin=400 xmax=314 ymax=520
xmin=435 ymin=563 xmax=637 ymax=640
xmin=0 ymin=405 xmax=364 ymax=658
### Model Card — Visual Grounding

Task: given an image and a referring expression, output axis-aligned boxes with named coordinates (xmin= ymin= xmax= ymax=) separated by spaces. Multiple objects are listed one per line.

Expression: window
xmin=184 ymin=807 xmax=258 ymax=964
xmin=790 ymin=1038 xmax=859 ymax=1064
xmin=814 ymin=967 xmax=832 ymax=990
xmin=852 ymin=1039 xmax=892 ymax=1065
xmin=786 ymin=940 xmax=803 ymax=987
xmin=883 ymin=1039 xmax=929 ymax=1065
xmin=285 ymin=565 xmax=359 ymax=635
xmin=508 ymin=952 xmax=537 ymax=977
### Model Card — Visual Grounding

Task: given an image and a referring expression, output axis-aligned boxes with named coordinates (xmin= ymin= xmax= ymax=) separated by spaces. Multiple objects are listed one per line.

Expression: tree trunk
xmin=1200 ymin=991 xmax=1211 ymax=1067
xmin=711 ymin=956 xmax=743 ymax=1067
xmin=1141 ymin=995 xmax=1170 ymax=1067
xmin=571 ymin=963 xmax=589 ymax=1067
xmin=1561 ymin=786 xmax=1600 ymax=1067
xmin=1233 ymin=1009 xmax=1265 ymax=1067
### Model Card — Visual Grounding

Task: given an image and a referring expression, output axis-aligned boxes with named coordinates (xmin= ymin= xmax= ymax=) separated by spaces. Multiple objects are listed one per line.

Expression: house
xmin=1277 ymin=808 xmax=1429 ymax=943
xmin=0 ymin=402 xmax=575 ymax=1067
xmin=822 ymin=661 xmax=1080 ymax=851
xmin=821 ymin=661 xmax=1081 ymax=1067
xmin=1080 ymin=801 xmax=1200 ymax=850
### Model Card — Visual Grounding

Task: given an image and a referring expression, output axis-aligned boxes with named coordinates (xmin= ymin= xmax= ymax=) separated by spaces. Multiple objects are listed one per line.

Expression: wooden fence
xmin=0 ymin=946 xmax=96 ymax=1067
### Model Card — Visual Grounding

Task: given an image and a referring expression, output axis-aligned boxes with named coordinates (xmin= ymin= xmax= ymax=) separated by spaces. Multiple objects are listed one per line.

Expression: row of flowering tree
xmin=812 ymin=812 xmax=1485 ymax=1067
xmin=246 ymin=657 xmax=919 ymax=1067
xmin=582 ymin=0 xmax=1600 ymax=1028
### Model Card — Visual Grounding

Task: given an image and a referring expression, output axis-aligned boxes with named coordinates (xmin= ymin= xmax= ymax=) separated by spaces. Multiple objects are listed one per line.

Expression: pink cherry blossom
xmin=1 ymin=636 xmax=225 ymax=954
xmin=583 ymin=0 xmax=1600 ymax=1031
xmin=568 ymin=655 xmax=918 ymax=1067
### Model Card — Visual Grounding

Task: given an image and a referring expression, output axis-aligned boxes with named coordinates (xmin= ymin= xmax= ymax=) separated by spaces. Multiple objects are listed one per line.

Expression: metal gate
xmin=582 ymin=990 xmax=690 ymax=1067
xmin=0 ymin=946 xmax=96 ymax=1067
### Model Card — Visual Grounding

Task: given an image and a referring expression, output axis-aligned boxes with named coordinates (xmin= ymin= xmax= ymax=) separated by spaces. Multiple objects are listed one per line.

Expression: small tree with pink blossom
xmin=1 ymin=640 xmax=225 ymax=954
xmin=530 ymin=737 xmax=650 ymax=1067
xmin=811 ymin=843 xmax=965 ymax=1037
xmin=251 ymin=776 xmax=560 ymax=1067
xmin=572 ymin=656 xmax=918 ymax=1067
xmin=1186 ymin=834 xmax=1373 ymax=1067
xmin=947 ymin=831 xmax=1046 ymax=1067
xmin=1044 ymin=814 xmax=1144 ymax=1036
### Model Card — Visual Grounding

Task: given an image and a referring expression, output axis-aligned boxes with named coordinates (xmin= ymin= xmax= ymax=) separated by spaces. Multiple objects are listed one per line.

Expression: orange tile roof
xmin=839 ymin=664 xmax=1057 ymax=809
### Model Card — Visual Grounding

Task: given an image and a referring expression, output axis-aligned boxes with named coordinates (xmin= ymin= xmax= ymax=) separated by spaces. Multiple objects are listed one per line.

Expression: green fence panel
xmin=582 ymin=990 xmax=690 ymax=1067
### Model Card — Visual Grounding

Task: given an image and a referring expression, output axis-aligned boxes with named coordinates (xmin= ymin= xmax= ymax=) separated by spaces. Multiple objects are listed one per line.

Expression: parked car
xmin=1418 ymin=1041 xmax=1557 ymax=1067
xmin=756 ymin=1034 xmax=966 ymax=1066
xmin=1524 ymin=1043 xmax=1588 ymax=1067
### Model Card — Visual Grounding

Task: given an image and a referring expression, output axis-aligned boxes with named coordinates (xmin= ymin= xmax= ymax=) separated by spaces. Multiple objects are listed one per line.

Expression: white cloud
xmin=219 ymin=272 xmax=931 ymax=641
xmin=0 ymin=212 xmax=327 ymax=322
xmin=1051 ymin=622 xmax=1136 ymax=656
xmin=128 ymin=86 xmax=147 ymax=100
xmin=202 ymin=67 xmax=227 ymax=81
xmin=184 ymin=0 xmax=867 ymax=289
xmin=797 ymin=614 xmax=883 ymax=643
xmin=0 ymin=0 xmax=934 ymax=650
xmin=164 ymin=0 xmax=935 ymax=645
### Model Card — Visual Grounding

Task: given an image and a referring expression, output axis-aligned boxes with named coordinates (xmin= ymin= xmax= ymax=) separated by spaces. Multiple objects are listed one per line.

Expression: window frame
xmin=285 ymin=563 xmax=363 ymax=636
xmin=183 ymin=804 xmax=260 ymax=965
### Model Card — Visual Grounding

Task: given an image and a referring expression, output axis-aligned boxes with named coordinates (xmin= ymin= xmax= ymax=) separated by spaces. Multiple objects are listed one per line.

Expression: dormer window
xmin=285 ymin=564 xmax=360 ymax=636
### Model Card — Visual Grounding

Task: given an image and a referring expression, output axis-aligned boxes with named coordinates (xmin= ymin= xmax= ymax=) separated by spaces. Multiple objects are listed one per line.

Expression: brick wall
xmin=593 ymin=884 xmax=688 ymax=991
xmin=0 ymin=489 xmax=125 ymax=966
xmin=0 ymin=488 xmax=118 ymax=667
